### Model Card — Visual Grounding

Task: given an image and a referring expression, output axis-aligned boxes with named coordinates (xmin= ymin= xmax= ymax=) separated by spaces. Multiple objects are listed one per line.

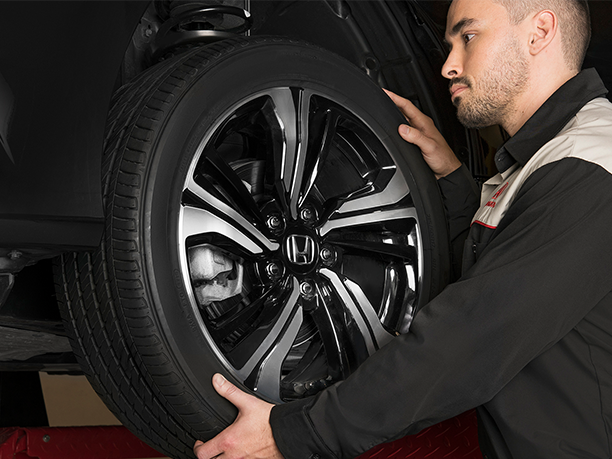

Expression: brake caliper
xmin=188 ymin=245 xmax=243 ymax=306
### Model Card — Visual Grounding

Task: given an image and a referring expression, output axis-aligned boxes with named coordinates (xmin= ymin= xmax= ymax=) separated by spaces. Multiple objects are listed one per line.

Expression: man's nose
xmin=441 ymin=49 xmax=462 ymax=80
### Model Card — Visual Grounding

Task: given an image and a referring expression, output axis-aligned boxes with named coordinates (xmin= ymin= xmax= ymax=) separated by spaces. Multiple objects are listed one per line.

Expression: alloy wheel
xmin=179 ymin=87 xmax=424 ymax=402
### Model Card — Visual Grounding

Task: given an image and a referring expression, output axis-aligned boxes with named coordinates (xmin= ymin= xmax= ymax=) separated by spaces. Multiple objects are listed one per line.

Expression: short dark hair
xmin=493 ymin=0 xmax=591 ymax=72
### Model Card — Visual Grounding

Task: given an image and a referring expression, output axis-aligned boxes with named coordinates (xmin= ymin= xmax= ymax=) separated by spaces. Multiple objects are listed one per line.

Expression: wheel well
xmin=120 ymin=0 xmax=254 ymax=86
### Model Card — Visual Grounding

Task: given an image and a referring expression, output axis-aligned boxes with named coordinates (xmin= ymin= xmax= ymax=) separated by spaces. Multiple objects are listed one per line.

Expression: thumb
xmin=212 ymin=373 xmax=252 ymax=409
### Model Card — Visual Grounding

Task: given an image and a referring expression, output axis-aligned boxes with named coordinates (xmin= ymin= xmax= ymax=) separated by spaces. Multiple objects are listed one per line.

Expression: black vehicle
xmin=0 ymin=1 xmax=610 ymax=458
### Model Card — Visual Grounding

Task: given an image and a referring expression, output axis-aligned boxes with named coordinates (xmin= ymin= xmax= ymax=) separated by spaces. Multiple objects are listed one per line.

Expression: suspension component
xmin=150 ymin=3 xmax=253 ymax=61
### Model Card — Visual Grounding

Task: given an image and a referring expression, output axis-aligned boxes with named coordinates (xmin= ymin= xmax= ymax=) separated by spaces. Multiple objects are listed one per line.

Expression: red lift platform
xmin=358 ymin=410 xmax=481 ymax=459
xmin=0 ymin=426 xmax=164 ymax=459
xmin=0 ymin=411 xmax=481 ymax=459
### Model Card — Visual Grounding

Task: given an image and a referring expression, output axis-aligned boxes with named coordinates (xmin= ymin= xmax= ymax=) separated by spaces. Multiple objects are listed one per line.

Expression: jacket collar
xmin=494 ymin=68 xmax=609 ymax=173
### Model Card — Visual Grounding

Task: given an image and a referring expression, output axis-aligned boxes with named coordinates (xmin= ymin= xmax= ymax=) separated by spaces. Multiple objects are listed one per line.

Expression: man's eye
xmin=463 ymin=33 xmax=475 ymax=44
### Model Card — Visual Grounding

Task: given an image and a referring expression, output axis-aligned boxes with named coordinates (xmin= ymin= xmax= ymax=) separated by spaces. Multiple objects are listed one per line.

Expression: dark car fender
xmin=0 ymin=1 xmax=148 ymax=253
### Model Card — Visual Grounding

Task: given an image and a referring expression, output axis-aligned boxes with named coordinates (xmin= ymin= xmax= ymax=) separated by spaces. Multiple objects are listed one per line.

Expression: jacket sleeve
xmin=436 ymin=164 xmax=480 ymax=280
xmin=269 ymin=157 xmax=612 ymax=459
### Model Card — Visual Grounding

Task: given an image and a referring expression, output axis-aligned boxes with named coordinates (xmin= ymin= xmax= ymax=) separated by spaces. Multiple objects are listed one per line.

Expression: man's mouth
xmin=450 ymin=85 xmax=468 ymax=100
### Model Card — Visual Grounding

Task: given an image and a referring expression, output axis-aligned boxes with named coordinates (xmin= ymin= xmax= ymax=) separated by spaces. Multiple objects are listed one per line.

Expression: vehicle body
xmin=0 ymin=1 xmax=610 ymax=457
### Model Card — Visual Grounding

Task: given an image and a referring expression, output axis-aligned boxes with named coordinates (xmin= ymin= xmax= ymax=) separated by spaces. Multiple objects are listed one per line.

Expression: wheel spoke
xmin=308 ymin=285 xmax=349 ymax=379
xmin=232 ymin=277 xmax=302 ymax=401
xmin=268 ymin=88 xmax=311 ymax=219
xmin=335 ymin=162 xmax=411 ymax=214
xmin=181 ymin=176 xmax=278 ymax=254
xmin=200 ymin=145 xmax=263 ymax=224
xmin=299 ymin=108 xmax=341 ymax=206
xmin=251 ymin=308 xmax=303 ymax=401
xmin=208 ymin=284 xmax=281 ymax=344
xmin=328 ymin=238 xmax=417 ymax=262
xmin=320 ymin=205 xmax=418 ymax=237
xmin=379 ymin=263 xmax=417 ymax=334
xmin=320 ymin=268 xmax=394 ymax=354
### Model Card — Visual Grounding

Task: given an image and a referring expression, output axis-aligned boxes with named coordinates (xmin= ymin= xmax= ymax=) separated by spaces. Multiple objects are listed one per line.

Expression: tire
xmin=54 ymin=37 xmax=450 ymax=458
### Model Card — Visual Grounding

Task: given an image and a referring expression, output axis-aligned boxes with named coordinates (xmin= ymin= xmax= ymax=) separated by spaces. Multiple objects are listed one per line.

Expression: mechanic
xmin=194 ymin=0 xmax=612 ymax=457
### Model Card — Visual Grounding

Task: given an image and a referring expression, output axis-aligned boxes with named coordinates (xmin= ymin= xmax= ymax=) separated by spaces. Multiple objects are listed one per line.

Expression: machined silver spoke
xmin=268 ymin=87 xmax=311 ymax=219
xmin=319 ymin=169 xmax=416 ymax=237
xmin=320 ymin=268 xmax=395 ymax=354
xmin=182 ymin=176 xmax=278 ymax=254
xmin=234 ymin=277 xmax=302 ymax=401
xmin=329 ymin=167 xmax=411 ymax=216
xmin=251 ymin=307 xmax=303 ymax=402
xmin=310 ymin=283 xmax=348 ymax=379
xmin=320 ymin=206 xmax=418 ymax=237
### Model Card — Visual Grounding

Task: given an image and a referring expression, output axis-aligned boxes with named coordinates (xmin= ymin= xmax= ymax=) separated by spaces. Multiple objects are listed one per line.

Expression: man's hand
xmin=193 ymin=374 xmax=284 ymax=459
xmin=384 ymin=89 xmax=461 ymax=179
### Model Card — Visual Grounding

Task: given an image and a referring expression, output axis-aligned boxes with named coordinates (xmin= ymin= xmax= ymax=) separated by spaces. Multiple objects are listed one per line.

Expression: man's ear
xmin=528 ymin=10 xmax=557 ymax=56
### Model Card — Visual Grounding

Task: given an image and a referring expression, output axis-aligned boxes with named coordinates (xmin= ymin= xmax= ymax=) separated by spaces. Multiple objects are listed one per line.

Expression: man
xmin=194 ymin=0 xmax=612 ymax=457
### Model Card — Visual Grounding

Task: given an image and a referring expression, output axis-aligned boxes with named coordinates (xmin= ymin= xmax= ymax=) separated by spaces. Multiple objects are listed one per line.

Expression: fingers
xmin=194 ymin=438 xmax=223 ymax=459
xmin=192 ymin=375 xmax=246 ymax=459
xmin=383 ymin=88 xmax=417 ymax=122
xmin=385 ymin=89 xmax=461 ymax=179
xmin=193 ymin=374 xmax=281 ymax=459
xmin=398 ymin=124 xmax=437 ymax=153
xmin=398 ymin=121 xmax=446 ymax=158
xmin=193 ymin=440 xmax=204 ymax=457
xmin=383 ymin=88 xmax=434 ymax=133
xmin=212 ymin=373 xmax=252 ymax=410
xmin=400 ymin=121 xmax=460 ymax=178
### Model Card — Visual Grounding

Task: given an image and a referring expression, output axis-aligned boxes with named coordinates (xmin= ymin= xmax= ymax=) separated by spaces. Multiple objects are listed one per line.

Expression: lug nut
xmin=267 ymin=215 xmax=282 ymax=229
xmin=266 ymin=262 xmax=282 ymax=279
xmin=266 ymin=215 xmax=286 ymax=234
xmin=299 ymin=280 xmax=316 ymax=299
xmin=300 ymin=207 xmax=316 ymax=223
xmin=320 ymin=247 xmax=336 ymax=266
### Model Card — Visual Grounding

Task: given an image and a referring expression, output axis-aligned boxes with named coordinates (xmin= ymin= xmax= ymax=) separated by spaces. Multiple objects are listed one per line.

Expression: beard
xmin=452 ymin=34 xmax=529 ymax=129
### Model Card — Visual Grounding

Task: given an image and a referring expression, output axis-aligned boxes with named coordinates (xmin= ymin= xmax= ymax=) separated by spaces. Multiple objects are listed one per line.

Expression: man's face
xmin=443 ymin=0 xmax=530 ymax=129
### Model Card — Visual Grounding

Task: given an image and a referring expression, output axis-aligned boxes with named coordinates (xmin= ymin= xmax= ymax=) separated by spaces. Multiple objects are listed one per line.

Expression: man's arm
xmin=269 ymin=158 xmax=612 ymax=458
xmin=437 ymin=165 xmax=480 ymax=279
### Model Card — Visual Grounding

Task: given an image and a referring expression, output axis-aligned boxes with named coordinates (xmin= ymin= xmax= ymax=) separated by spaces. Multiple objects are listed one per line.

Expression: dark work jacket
xmin=271 ymin=69 xmax=612 ymax=459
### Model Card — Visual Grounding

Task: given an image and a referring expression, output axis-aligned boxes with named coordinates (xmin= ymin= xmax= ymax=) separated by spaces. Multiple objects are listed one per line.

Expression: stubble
xmin=453 ymin=33 xmax=530 ymax=129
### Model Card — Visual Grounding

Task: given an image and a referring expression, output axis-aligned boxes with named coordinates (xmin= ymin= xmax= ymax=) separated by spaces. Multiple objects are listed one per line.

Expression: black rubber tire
xmin=54 ymin=37 xmax=450 ymax=458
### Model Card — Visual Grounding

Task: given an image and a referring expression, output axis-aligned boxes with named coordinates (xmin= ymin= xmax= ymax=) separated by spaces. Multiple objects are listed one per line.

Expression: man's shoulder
xmin=523 ymin=97 xmax=612 ymax=176
xmin=570 ymin=97 xmax=612 ymax=130
xmin=563 ymin=97 xmax=612 ymax=175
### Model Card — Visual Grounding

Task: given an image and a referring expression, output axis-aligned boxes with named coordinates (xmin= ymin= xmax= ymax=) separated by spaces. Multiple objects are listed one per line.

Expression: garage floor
xmin=39 ymin=372 xmax=169 ymax=459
